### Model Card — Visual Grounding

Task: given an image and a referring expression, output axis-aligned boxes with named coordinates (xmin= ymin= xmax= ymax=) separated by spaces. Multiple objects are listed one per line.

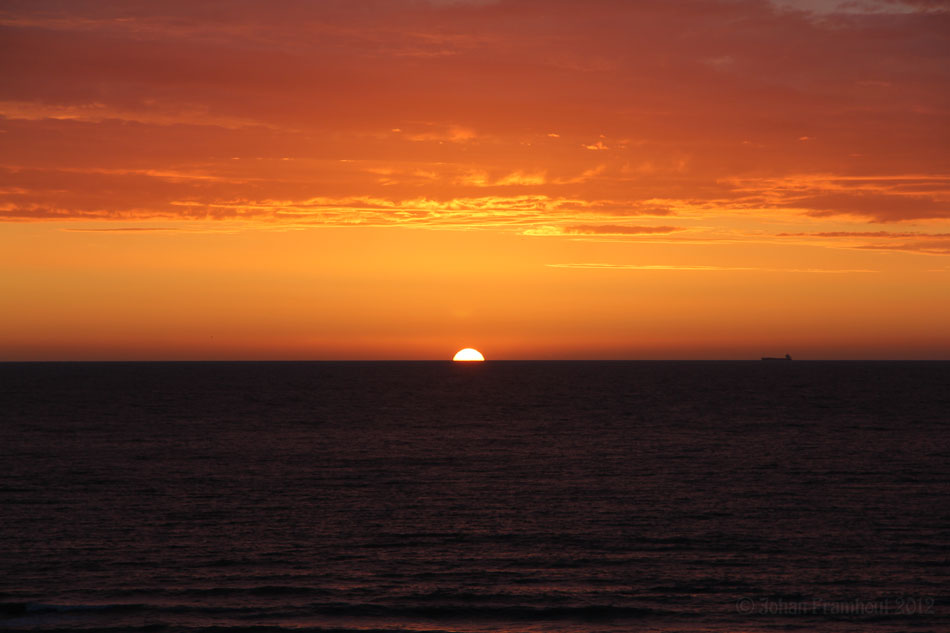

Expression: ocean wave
xmin=1 ymin=599 xmax=666 ymax=623
xmin=301 ymin=601 xmax=664 ymax=620
xmin=0 ymin=602 xmax=147 ymax=616
xmin=0 ymin=625 xmax=455 ymax=633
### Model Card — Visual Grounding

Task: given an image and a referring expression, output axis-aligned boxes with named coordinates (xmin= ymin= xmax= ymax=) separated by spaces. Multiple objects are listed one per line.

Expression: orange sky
xmin=1 ymin=0 xmax=949 ymax=359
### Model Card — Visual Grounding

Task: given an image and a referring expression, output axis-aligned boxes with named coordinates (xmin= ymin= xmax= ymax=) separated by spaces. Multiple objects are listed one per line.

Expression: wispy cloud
xmin=854 ymin=242 xmax=950 ymax=255
xmin=548 ymin=263 xmax=878 ymax=273
xmin=525 ymin=224 xmax=684 ymax=236
xmin=554 ymin=165 xmax=606 ymax=185
xmin=0 ymin=100 xmax=279 ymax=130
xmin=494 ymin=171 xmax=546 ymax=186
xmin=61 ymin=227 xmax=183 ymax=233
xmin=778 ymin=231 xmax=950 ymax=239
xmin=776 ymin=229 xmax=950 ymax=255
xmin=723 ymin=175 xmax=950 ymax=221
xmin=404 ymin=124 xmax=477 ymax=143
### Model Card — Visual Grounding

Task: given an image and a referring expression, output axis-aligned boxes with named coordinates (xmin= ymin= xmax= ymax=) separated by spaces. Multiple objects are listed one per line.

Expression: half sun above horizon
xmin=453 ymin=348 xmax=485 ymax=362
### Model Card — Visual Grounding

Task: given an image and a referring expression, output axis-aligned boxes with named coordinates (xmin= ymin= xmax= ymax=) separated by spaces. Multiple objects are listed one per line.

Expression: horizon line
xmin=3 ymin=358 xmax=949 ymax=363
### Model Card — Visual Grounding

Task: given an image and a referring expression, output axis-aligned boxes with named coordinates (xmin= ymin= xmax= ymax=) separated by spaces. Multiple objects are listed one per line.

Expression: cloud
xmin=565 ymin=224 xmax=683 ymax=235
xmin=774 ymin=229 xmax=950 ymax=255
xmin=778 ymin=230 xmax=950 ymax=238
xmin=723 ymin=176 xmax=950 ymax=221
xmin=495 ymin=171 xmax=546 ymax=186
xmin=554 ymin=165 xmax=606 ymax=184
xmin=0 ymin=0 xmax=947 ymax=234
xmin=61 ymin=227 xmax=182 ymax=232
xmin=525 ymin=224 xmax=684 ymax=236
xmin=0 ymin=100 xmax=274 ymax=130
xmin=798 ymin=193 xmax=950 ymax=221
xmin=771 ymin=0 xmax=950 ymax=15
xmin=425 ymin=0 xmax=501 ymax=6
xmin=406 ymin=125 xmax=477 ymax=143
xmin=855 ymin=241 xmax=950 ymax=255
xmin=547 ymin=262 xmax=878 ymax=272
xmin=0 ymin=193 xmax=672 ymax=228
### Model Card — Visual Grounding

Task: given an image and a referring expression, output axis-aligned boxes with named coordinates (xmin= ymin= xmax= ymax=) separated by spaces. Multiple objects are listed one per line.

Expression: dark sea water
xmin=1 ymin=361 xmax=948 ymax=633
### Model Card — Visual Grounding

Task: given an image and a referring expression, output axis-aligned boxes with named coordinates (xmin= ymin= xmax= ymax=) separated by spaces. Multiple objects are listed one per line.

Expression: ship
xmin=761 ymin=354 xmax=792 ymax=361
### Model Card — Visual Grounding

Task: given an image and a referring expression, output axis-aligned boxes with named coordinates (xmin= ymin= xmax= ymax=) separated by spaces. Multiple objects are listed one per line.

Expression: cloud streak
xmin=525 ymin=224 xmax=684 ymax=236
xmin=547 ymin=263 xmax=878 ymax=272
xmin=776 ymin=228 xmax=950 ymax=255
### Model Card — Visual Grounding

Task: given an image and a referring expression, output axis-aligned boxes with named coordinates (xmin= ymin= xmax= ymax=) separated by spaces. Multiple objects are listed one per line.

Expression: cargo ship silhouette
xmin=761 ymin=354 xmax=792 ymax=361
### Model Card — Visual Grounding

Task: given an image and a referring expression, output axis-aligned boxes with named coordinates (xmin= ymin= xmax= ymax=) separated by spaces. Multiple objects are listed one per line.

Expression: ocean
xmin=0 ymin=361 xmax=947 ymax=632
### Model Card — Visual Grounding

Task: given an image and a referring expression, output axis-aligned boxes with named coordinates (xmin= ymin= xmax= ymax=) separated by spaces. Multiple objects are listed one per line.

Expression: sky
xmin=1 ymin=0 xmax=948 ymax=360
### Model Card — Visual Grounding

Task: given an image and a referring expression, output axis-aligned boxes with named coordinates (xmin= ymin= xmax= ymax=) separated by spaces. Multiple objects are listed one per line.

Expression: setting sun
xmin=453 ymin=348 xmax=485 ymax=362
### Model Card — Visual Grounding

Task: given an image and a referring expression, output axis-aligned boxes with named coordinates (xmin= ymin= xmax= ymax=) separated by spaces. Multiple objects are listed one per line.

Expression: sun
xmin=453 ymin=348 xmax=485 ymax=362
